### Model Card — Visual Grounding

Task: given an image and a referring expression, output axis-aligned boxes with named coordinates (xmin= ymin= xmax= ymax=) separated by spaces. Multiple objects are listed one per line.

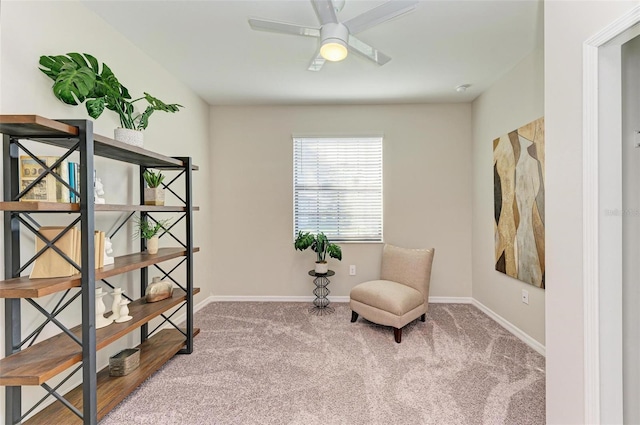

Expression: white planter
xmin=114 ymin=127 xmax=143 ymax=147
xmin=144 ymin=187 xmax=165 ymax=206
xmin=315 ymin=262 xmax=328 ymax=274
xmin=146 ymin=235 xmax=159 ymax=254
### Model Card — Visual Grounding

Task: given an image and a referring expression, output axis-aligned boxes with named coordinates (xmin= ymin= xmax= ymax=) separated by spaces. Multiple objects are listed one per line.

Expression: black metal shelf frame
xmin=2 ymin=120 xmax=195 ymax=424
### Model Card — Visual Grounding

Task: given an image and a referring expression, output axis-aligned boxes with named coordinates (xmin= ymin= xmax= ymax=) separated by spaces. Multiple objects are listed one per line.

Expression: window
xmin=293 ymin=137 xmax=383 ymax=242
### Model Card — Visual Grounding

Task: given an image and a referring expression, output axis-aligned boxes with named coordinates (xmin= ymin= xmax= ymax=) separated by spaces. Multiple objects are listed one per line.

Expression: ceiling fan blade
xmin=348 ymin=36 xmax=391 ymax=66
xmin=308 ymin=53 xmax=326 ymax=72
xmin=311 ymin=0 xmax=338 ymax=25
xmin=343 ymin=1 xmax=418 ymax=35
xmin=248 ymin=18 xmax=320 ymax=37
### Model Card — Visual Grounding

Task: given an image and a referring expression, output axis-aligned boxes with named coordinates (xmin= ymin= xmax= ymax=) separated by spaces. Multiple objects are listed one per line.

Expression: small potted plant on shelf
xmin=143 ymin=170 xmax=165 ymax=206
xmin=133 ymin=216 xmax=171 ymax=255
xmin=294 ymin=231 xmax=342 ymax=274
xmin=38 ymin=52 xmax=183 ymax=147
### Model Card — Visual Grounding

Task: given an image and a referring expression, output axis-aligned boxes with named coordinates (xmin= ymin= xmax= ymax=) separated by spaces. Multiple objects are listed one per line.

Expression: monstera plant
xmin=38 ymin=53 xmax=182 ymax=136
xmin=294 ymin=231 xmax=342 ymax=274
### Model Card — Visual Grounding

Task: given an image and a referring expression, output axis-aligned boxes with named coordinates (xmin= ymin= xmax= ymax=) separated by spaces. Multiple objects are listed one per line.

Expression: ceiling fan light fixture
xmin=319 ymin=22 xmax=349 ymax=62
xmin=320 ymin=39 xmax=348 ymax=61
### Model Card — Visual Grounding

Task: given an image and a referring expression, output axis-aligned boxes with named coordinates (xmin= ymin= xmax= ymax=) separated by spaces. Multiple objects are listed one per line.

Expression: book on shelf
xmin=19 ymin=156 xmax=70 ymax=203
xmin=67 ymin=161 xmax=88 ymax=203
xmin=30 ymin=226 xmax=78 ymax=278
xmin=95 ymin=230 xmax=105 ymax=268
xmin=29 ymin=226 xmax=106 ymax=278
xmin=69 ymin=162 xmax=77 ymax=203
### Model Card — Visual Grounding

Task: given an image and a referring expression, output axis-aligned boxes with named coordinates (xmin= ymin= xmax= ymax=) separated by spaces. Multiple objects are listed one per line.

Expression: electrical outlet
xmin=349 ymin=265 xmax=356 ymax=276
xmin=521 ymin=289 xmax=529 ymax=305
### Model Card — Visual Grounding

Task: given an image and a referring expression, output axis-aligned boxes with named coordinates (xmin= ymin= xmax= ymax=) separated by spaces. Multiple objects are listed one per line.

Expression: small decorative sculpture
xmin=94 ymin=177 xmax=105 ymax=204
xmin=95 ymin=287 xmax=113 ymax=329
xmin=115 ymin=299 xmax=132 ymax=323
xmin=103 ymin=237 xmax=115 ymax=266
xmin=145 ymin=276 xmax=173 ymax=303
xmin=111 ymin=287 xmax=123 ymax=321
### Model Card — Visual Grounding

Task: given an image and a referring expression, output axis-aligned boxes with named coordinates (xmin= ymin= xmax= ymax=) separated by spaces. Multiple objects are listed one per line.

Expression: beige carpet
xmin=102 ymin=302 xmax=545 ymax=424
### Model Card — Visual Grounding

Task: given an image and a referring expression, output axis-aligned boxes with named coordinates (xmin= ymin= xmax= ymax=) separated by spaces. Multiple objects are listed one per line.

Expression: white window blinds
xmin=293 ymin=137 xmax=383 ymax=242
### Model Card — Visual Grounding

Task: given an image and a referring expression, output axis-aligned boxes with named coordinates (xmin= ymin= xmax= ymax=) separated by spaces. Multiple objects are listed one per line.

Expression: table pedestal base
xmin=308 ymin=271 xmax=335 ymax=316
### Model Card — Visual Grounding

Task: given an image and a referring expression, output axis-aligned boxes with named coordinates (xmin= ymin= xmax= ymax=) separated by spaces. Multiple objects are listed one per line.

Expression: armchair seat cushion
xmin=350 ymin=280 xmax=424 ymax=317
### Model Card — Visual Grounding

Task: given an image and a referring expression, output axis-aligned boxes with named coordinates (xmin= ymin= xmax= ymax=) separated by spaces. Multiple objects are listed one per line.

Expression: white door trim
xmin=583 ymin=6 xmax=640 ymax=424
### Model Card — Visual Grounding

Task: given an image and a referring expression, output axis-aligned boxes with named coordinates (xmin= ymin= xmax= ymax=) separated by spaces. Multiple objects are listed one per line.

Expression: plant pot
xmin=146 ymin=235 xmax=159 ymax=254
xmin=144 ymin=187 xmax=165 ymax=206
xmin=114 ymin=127 xmax=143 ymax=147
xmin=315 ymin=261 xmax=328 ymax=274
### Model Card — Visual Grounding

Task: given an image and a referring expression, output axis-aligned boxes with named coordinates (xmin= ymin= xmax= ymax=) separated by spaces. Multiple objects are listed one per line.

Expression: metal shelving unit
xmin=0 ymin=115 xmax=199 ymax=424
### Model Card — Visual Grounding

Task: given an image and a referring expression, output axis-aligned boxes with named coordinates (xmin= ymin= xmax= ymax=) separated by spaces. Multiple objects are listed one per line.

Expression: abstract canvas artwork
xmin=494 ymin=117 xmax=545 ymax=288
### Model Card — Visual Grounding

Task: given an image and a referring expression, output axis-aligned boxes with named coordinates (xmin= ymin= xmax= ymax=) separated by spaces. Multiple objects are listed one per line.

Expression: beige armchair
xmin=349 ymin=244 xmax=435 ymax=343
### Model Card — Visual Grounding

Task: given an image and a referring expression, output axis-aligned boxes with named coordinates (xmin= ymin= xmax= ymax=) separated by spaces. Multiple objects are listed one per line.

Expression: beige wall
xmin=471 ymin=48 xmax=545 ymax=345
xmin=0 ymin=0 xmax=211 ymax=418
xmin=544 ymin=1 xmax=639 ymax=423
xmin=209 ymin=104 xmax=472 ymax=299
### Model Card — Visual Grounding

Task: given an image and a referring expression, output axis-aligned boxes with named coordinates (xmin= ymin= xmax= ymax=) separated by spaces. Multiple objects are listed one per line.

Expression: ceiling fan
xmin=248 ymin=0 xmax=418 ymax=71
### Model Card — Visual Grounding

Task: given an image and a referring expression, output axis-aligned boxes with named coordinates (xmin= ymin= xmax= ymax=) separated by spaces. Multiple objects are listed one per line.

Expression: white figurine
xmin=115 ymin=299 xmax=133 ymax=323
xmin=94 ymin=177 xmax=105 ymax=204
xmin=111 ymin=287 xmax=123 ymax=321
xmin=95 ymin=287 xmax=113 ymax=329
xmin=103 ymin=237 xmax=115 ymax=266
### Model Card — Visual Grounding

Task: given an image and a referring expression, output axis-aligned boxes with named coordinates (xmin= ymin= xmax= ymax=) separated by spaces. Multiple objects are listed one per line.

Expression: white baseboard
xmin=209 ymin=295 xmax=472 ymax=304
xmin=471 ymin=299 xmax=546 ymax=357
xmin=209 ymin=295 xmax=350 ymax=303
xmin=195 ymin=295 xmax=545 ymax=356
xmin=429 ymin=296 xmax=472 ymax=304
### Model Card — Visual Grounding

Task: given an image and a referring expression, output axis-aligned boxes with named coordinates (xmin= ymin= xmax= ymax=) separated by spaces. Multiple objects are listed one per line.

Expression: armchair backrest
xmin=380 ymin=244 xmax=435 ymax=303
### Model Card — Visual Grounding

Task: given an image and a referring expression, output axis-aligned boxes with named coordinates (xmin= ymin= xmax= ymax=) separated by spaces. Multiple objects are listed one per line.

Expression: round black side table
xmin=308 ymin=270 xmax=335 ymax=316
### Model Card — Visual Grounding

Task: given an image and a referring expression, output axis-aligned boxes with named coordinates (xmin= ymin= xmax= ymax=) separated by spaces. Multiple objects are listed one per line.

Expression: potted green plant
xmin=133 ymin=216 xmax=171 ymax=255
xmin=143 ymin=170 xmax=165 ymax=206
xmin=294 ymin=231 xmax=342 ymax=274
xmin=39 ymin=53 xmax=183 ymax=147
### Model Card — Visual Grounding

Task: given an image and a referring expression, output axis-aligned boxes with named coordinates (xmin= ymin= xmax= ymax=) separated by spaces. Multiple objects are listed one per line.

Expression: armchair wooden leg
xmin=394 ymin=327 xmax=402 ymax=343
xmin=351 ymin=311 xmax=359 ymax=323
xmin=420 ymin=313 xmax=426 ymax=322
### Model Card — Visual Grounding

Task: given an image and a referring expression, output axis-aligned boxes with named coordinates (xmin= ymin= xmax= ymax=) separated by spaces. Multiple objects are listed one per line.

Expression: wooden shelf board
xmin=23 ymin=328 xmax=200 ymax=424
xmin=0 ymin=115 xmax=199 ymax=169
xmin=156 ymin=164 xmax=199 ymax=171
xmin=0 ymin=115 xmax=79 ymax=138
xmin=92 ymin=134 xmax=186 ymax=168
xmin=0 ymin=201 xmax=79 ymax=212
xmin=0 ymin=202 xmax=200 ymax=212
xmin=0 ymin=288 xmax=200 ymax=386
xmin=0 ymin=247 xmax=200 ymax=298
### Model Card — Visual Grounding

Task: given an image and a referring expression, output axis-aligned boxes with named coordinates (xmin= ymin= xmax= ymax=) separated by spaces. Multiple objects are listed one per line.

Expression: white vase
xmin=144 ymin=187 xmax=165 ymax=206
xmin=111 ymin=288 xmax=123 ymax=321
xmin=315 ymin=262 xmax=328 ymax=274
xmin=95 ymin=287 xmax=113 ymax=329
xmin=147 ymin=235 xmax=159 ymax=254
xmin=114 ymin=127 xmax=143 ymax=147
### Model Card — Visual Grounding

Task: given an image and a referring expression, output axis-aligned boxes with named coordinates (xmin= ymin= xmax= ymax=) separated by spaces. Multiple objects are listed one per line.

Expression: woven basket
xmin=109 ymin=348 xmax=140 ymax=376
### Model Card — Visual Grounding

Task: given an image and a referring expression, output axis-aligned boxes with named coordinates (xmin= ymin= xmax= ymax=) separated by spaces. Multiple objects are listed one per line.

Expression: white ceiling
xmin=82 ymin=0 xmax=542 ymax=105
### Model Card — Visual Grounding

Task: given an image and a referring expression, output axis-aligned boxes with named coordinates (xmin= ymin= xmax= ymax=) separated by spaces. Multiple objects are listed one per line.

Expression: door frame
xmin=583 ymin=5 xmax=640 ymax=423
